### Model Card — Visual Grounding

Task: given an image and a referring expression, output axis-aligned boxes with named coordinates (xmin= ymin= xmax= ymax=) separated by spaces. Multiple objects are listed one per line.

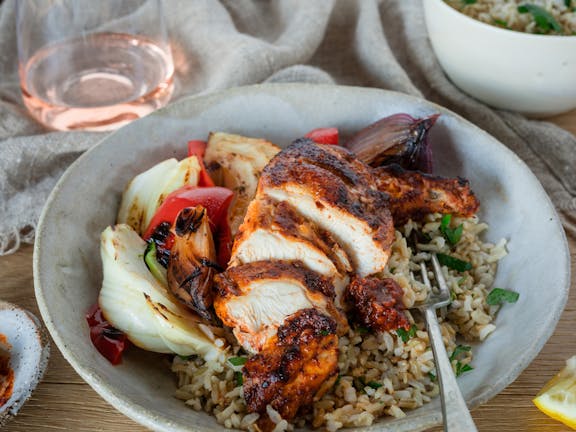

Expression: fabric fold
xmin=0 ymin=0 xmax=574 ymax=255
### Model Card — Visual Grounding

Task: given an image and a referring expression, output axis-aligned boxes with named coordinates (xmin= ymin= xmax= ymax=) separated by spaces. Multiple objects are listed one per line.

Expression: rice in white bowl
xmin=172 ymin=213 xmax=508 ymax=430
xmin=444 ymin=0 xmax=576 ymax=35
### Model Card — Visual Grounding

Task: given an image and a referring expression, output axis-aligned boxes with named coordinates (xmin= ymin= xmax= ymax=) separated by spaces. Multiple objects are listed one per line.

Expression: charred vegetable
xmin=167 ymin=206 xmax=220 ymax=321
xmin=345 ymin=113 xmax=439 ymax=173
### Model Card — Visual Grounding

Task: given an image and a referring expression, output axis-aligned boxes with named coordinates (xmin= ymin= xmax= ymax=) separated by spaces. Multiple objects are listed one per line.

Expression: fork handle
xmin=425 ymin=307 xmax=478 ymax=432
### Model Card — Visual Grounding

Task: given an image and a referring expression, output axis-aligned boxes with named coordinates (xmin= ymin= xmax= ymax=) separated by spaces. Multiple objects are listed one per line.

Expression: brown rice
xmin=172 ymin=213 xmax=508 ymax=430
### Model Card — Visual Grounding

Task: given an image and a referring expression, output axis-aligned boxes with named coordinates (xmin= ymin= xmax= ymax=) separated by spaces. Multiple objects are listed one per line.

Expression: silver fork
xmin=417 ymin=253 xmax=477 ymax=432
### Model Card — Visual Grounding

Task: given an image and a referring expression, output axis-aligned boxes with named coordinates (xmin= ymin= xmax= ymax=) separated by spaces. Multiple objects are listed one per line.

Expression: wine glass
xmin=17 ymin=0 xmax=175 ymax=132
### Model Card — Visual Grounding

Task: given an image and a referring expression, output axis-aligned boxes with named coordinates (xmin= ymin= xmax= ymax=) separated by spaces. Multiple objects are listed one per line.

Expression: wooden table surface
xmin=1 ymin=112 xmax=575 ymax=432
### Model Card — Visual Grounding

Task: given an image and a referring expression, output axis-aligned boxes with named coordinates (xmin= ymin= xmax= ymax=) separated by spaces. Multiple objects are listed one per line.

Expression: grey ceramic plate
xmin=34 ymin=84 xmax=570 ymax=432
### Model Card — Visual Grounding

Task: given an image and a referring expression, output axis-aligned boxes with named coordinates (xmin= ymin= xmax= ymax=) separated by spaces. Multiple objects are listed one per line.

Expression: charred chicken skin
xmin=257 ymin=139 xmax=395 ymax=277
xmin=374 ymin=164 xmax=480 ymax=224
xmin=243 ymin=308 xmax=339 ymax=431
xmin=345 ymin=277 xmax=410 ymax=332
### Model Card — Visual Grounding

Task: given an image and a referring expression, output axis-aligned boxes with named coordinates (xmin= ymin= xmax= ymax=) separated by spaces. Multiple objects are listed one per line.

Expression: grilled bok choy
xmin=99 ymin=224 xmax=227 ymax=362
xmin=117 ymin=156 xmax=203 ymax=235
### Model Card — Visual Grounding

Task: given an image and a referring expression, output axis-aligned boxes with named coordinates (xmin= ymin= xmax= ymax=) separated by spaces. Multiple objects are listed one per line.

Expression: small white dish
xmin=0 ymin=301 xmax=50 ymax=427
xmin=34 ymin=84 xmax=570 ymax=432
xmin=424 ymin=0 xmax=576 ymax=117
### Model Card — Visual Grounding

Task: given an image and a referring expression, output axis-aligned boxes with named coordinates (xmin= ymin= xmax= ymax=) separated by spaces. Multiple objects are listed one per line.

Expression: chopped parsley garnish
xmin=450 ymin=345 xmax=474 ymax=377
xmin=397 ymin=325 xmax=417 ymax=343
xmin=367 ymin=381 xmax=383 ymax=389
xmin=437 ymin=253 xmax=472 ymax=272
xmin=356 ymin=326 xmax=370 ymax=335
xmin=486 ymin=288 xmax=520 ymax=306
xmin=428 ymin=371 xmax=437 ymax=381
xmin=228 ymin=356 xmax=248 ymax=366
xmin=334 ymin=374 xmax=342 ymax=387
xmin=440 ymin=214 xmax=463 ymax=246
xmin=449 ymin=344 xmax=471 ymax=362
xmin=456 ymin=363 xmax=474 ymax=377
xmin=493 ymin=18 xmax=508 ymax=27
xmin=463 ymin=0 xmax=477 ymax=4
xmin=518 ymin=4 xmax=562 ymax=33
xmin=319 ymin=329 xmax=330 ymax=336
xmin=234 ymin=371 xmax=243 ymax=386
xmin=565 ymin=0 xmax=571 ymax=7
xmin=177 ymin=354 xmax=193 ymax=361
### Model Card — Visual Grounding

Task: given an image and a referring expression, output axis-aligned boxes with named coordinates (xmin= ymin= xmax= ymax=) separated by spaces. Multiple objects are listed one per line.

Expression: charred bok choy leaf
xmin=99 ymin=224 xmax=226 ymax=361
xmin=345 ymin=113 xmax=439 ymax=173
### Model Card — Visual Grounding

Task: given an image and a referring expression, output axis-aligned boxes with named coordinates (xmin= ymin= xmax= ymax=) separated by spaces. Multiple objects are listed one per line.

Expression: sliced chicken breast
xmin=230 ymin=198 xmax=351 ymax=306
xmin=243 ymin=308 xmax=339 ymax=431
xmin=213 ymin=261 xmax=347 ymax=353
xmin=258 ymin=139 xmax=395 ymax=277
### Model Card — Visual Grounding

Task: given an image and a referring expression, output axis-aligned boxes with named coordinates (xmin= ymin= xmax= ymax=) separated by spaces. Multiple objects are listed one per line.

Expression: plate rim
xmin=33 ymin=83 xmax=571 ymax=432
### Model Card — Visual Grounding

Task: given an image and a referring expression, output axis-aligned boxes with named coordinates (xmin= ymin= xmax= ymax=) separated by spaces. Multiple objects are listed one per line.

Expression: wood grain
xmin=2 ymin=112 xmax=575 ymax=432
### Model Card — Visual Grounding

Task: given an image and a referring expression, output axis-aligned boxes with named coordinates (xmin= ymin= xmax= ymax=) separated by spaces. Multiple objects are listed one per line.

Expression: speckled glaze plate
xmin=0 ymin=301 xmax=50 ymax=427
xmin=34 ymin=84 xmax=570 ymax=432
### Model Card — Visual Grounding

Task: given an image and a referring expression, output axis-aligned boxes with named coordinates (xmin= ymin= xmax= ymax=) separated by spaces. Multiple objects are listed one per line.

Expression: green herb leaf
xmin=450 ymin=290 xmax=457 ymax=302
xmin=356 ymin=326 xmax=370 ymax=335
xmin=457 ymin=276 xmax=467 ymax=286
xmin=565 ymin=0 xmax=571 ymax=7
xmin=456 ymin=362 xmax=474 ymax=377
xmin=493 ymin=18 xmax=508 ymax=27
xmin=486 ymin=288 xmax=520 ymax=306
xmin=367 ymin=381 xmax=383 ymax=389
xmin=177 ymin=354 xmax=193 ymax=361
xmin=449 ymin=344 xmax=471 ymax=362
xmin=428 ymin=371 xmax=437 ymax=382
xmin=463 ymin=0 xmax=477 ymax=4
xmin=228 ymin=356 xmax=248 ymax=366
xmin=234 ymin=371 xmax=243 ymax=386
xmin=437 ymin=253 xmax=472 ymax=272
xmin=396 ymin=325 xmax=417 ymax=343
xmin=319 ymin=329 xmax=330 ymax=336
xmin=518 ymin=4 xmax=562 ymax=32
xmin=440 ymin=214 xmax=464 ymax=245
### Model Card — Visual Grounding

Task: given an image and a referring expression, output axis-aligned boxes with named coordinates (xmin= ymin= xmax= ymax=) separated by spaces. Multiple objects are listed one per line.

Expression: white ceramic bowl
xmin=34 ymin=84 xmax=570 ymax=432
xmin=0 ymin=301 xmax=50 ymax=427
xmin=424 ymin=0 xmax=576 ymax=117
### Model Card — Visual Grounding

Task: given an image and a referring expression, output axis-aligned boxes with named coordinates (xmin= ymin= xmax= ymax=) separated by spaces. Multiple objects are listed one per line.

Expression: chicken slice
xmin=213 ymin=261 xmax=347 ymax=353
xmin=373 ymin=164 xmax=480 ymax=224
xmin=345 ymin=276 xmax=410 ymax=332
xmin=243 ymin=308 xmax=339 ymax=431
xmin=204 ymin=132 xmax=281 ymax=236
xmin=258 ymin=139 xmax=395 ymax=277
xmin=230 ymin=198 xmax=351 ymax=307
xmin=167 ymin=206 xmax=219 ymax=322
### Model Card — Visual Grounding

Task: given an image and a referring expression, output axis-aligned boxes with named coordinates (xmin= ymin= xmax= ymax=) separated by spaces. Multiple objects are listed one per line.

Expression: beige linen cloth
xmin=1 ymin=0 xmax=575 ymax=255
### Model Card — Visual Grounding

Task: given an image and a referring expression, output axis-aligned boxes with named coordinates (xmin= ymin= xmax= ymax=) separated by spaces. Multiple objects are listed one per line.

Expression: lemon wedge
xmin=533 ymin=355 xmax=576 ymax=430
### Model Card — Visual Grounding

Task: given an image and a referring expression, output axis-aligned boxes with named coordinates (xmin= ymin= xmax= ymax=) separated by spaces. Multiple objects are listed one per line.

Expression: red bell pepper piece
xmin=143 ymin=185 xmax=234 ymax=241
xmin=187 ymin=140 xmax=215 ymax=187
xmin=86 ymin=304 xmax=128 ymax=365
xmin=305 ymin=127 xmax=339 ymax=145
